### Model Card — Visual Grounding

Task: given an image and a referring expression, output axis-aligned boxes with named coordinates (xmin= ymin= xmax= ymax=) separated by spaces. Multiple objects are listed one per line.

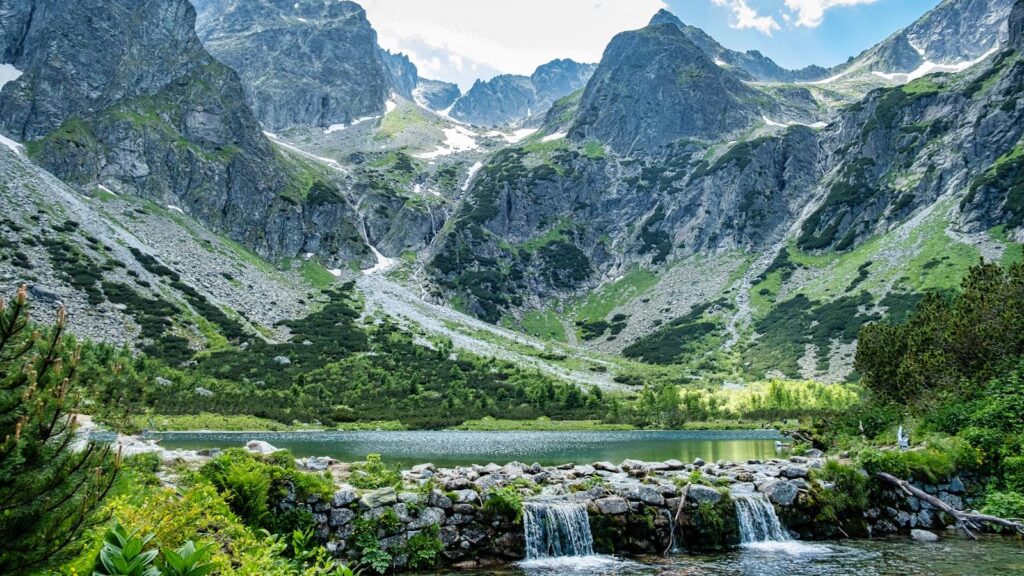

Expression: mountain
xmin=0 ymin=0 xmax=373 ymax=268
xmin=192 ymin=0 xmax=395 ymax=131
xmin=450 ymin=59 xmax=597 ymax=126
xmin=817 ymin=0 xmax=1013 ymax=85
xmin=413 ymin=79 xmax=462 ymax=111
xmin=424 ymin=2 xmax=1024 ymax=383
xmin=649 ymin=9 xmax=828 ymax=82
xmin=568 ymin=20 xmax=763 ymax=154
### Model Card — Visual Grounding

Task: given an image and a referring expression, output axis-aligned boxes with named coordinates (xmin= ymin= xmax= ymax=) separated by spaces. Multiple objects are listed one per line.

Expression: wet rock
xmin=911 ymin=529 xmax=939 ymax=542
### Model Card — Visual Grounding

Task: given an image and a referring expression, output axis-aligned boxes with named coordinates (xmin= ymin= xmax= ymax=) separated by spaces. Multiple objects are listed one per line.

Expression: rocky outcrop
xmin=649 ymin=9 xmax=828 ymax=82
xmin=413 ymin=79 xmax=462 ymax=112
xmin=193 ymin=0 xmax=392 ymax=131
xmin=1011 ymin=0 xmax=1024 ymax=48
xmin=830 ymin=0 xmax=1012 ymax=79
xmin=0 ymin=0 xmax=372 ymax=267
xmin=450 ymin=59 xmax=596 ymax=127
xmin=569 ymin=21 xmax=761 ymax=154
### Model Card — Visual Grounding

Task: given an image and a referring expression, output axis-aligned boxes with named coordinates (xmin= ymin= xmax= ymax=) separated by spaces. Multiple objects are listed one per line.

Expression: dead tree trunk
xmin=875 ymin=472 xmax=1024 ymax=538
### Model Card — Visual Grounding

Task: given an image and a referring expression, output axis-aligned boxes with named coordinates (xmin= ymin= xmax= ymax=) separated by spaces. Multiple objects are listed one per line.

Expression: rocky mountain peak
xmin=649 ymin=8 xmax=685 ymax=28
xmin=450 ymin=59 xmax=596 ymax=127
xmin=194 ymin=0 xmax=392 ymax=130
xmin=569 ymin=19 xmax=759 ymax=153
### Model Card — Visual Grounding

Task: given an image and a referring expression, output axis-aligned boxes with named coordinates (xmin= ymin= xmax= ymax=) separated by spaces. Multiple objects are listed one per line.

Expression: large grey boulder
xmin=686 ymin=484 xmax=723 ymax=505
xmin=762 ymin=480 xmax=799 ymax=507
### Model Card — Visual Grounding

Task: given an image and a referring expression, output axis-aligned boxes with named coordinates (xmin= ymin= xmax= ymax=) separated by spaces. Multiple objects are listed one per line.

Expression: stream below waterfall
xmin=457 ymin=536 xmax=1024 ymax=575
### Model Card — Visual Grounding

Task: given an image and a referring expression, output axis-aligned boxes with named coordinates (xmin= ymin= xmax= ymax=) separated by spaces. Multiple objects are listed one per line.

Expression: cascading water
xmin=734 ymin=493 xmax=791 ymax=543
xmin=523 ymin=501 xmax=595 ymax=558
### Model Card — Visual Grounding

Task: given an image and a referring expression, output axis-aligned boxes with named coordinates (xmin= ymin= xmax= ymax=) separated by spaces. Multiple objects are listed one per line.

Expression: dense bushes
xmin=198 ymin=449 xmax=332 ymax=533
xmin=87 ymin=285 xmax=612 ymax=429
xmin=851 ymin=258 xmax=1024 ymax=510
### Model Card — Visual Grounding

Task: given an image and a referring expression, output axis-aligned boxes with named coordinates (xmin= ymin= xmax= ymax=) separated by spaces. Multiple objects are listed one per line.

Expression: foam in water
xmin=523 ymin=501 xmax=595 ymax=558
xmin=734 ymin=493 xmax=791 ymax=543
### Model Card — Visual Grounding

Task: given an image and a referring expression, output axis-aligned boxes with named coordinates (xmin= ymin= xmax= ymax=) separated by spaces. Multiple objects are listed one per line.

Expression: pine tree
xmin=0 ymin=286 xmax=119 ymax=574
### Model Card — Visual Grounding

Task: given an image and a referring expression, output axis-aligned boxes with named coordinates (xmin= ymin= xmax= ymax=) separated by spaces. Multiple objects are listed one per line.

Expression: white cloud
xmin=361 ymin=0 xmax=667 ymax=89
xmin=782 ymin=0 xmax=880 ymax=28
xmin=711 ymin=0 xmax=781 ymax=36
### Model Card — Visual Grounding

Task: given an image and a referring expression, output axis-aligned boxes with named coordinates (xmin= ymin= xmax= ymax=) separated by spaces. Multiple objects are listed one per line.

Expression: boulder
xmin=452 ymin=489 xmax=479 ymax=504
xmin=360 ymin=488 xmax=398 ymax=509
xmin=664 ymin=459 xmax=685 ymax=470
xmin=594 ymin=496 xmax=629 ymax=515
xmin=625 ymin=485 xmax=665 ymax=506
xmin=693 ymin=458 xmax=706 ymax=467
xmin=408 ymin=507 xmax=446 ymax=530
xmin=427 ymin=489 xmax=453 ymax=509
xmin=412 ymin=463 xmax=436 ymax=474
xmin=949 ymin=476 xmax=966 ymax=494
xmin=272 ymin=356 xmax=291 ymax=365
xmin=332 ymin=490 xmax=357 ymax=507
xmin=762 ymin=480 xmax=798 ymax=506
xmin=686 ymin=484 xmax=722 ymax=505
xmin=594 ymin=461 xmax=622 ymax=473
xmin=804 ymin=449 xmax=824 ymax=458
xmin=780 ymin=466 xmax=808 ymax=479
xmin=245 ymin=440 xmax=279 ymax=455
xmin=328 ymin=508 xmax=356 ymax=528
xmin=911 ymin=529 xmax=939 ymax=542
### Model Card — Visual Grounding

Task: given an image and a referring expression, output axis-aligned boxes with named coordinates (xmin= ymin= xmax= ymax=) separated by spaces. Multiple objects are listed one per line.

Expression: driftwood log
xmin=875 ymin=472 xmax=1024 ymax=538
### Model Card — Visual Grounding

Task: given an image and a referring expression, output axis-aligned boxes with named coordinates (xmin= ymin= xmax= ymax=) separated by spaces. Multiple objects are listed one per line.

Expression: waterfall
xmin=734 ymin=493 xmax=791 ymax=543
xmin=523 ymin=501 xmax=595 ymax=559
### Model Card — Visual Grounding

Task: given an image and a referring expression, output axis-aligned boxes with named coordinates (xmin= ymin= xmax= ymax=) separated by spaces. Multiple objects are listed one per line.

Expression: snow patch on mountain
xmin=871 ymin=45 xmax=999 ymax=84
xmin=415 ymin=126 xmax=479 ymax=159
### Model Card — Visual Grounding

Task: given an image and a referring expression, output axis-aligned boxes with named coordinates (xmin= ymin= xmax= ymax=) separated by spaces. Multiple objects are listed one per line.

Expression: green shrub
xmin=198 ymin=449 xmax=331 ymax=533
xmin=403 ymin=524 xmax=444 ymax=570
xmin=1004 ymin=456 xmax=1024 ymax=493
xmin=981 ymin=491 xmax=1024 ymax=522
xmin=350 ymin=516 xmax=393 ymax=574
xmin=91 ymin=523 xmax=160 ymax=576
xmin=482 ymin=486 xmax=523 ymax=524
xmin=348 ymin=454 xmax=401 ymax=490
xmin=811 ymin=461 xmax=868 ymax=522
xmin=857 ymin=448 xmax=955 ymax=483
xmin=157 ymin=540 xmax=215 ymax=576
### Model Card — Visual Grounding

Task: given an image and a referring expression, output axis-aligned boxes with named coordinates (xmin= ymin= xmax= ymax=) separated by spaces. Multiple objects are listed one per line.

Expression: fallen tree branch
xmin=875 ymin=472 xmax=1024 ymax=538
xmin=665 ymin=483 xmax=691 ymax=555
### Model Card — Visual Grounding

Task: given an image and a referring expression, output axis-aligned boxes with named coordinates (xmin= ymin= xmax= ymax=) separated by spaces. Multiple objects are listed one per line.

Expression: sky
xmin=360 ymin=0 xmax=942 ymax=91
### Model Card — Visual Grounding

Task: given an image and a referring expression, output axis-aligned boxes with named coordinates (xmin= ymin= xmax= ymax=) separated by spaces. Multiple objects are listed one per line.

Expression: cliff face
xmin=450 ymin=59 xmax=596 ymax=127
xmin=0 ymin=0 xmax=371 ymax=266
xmin=193 ymin=0 xmax=393 ymax=131
xmin=569 ymin=22 xmax=761 ymax=154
